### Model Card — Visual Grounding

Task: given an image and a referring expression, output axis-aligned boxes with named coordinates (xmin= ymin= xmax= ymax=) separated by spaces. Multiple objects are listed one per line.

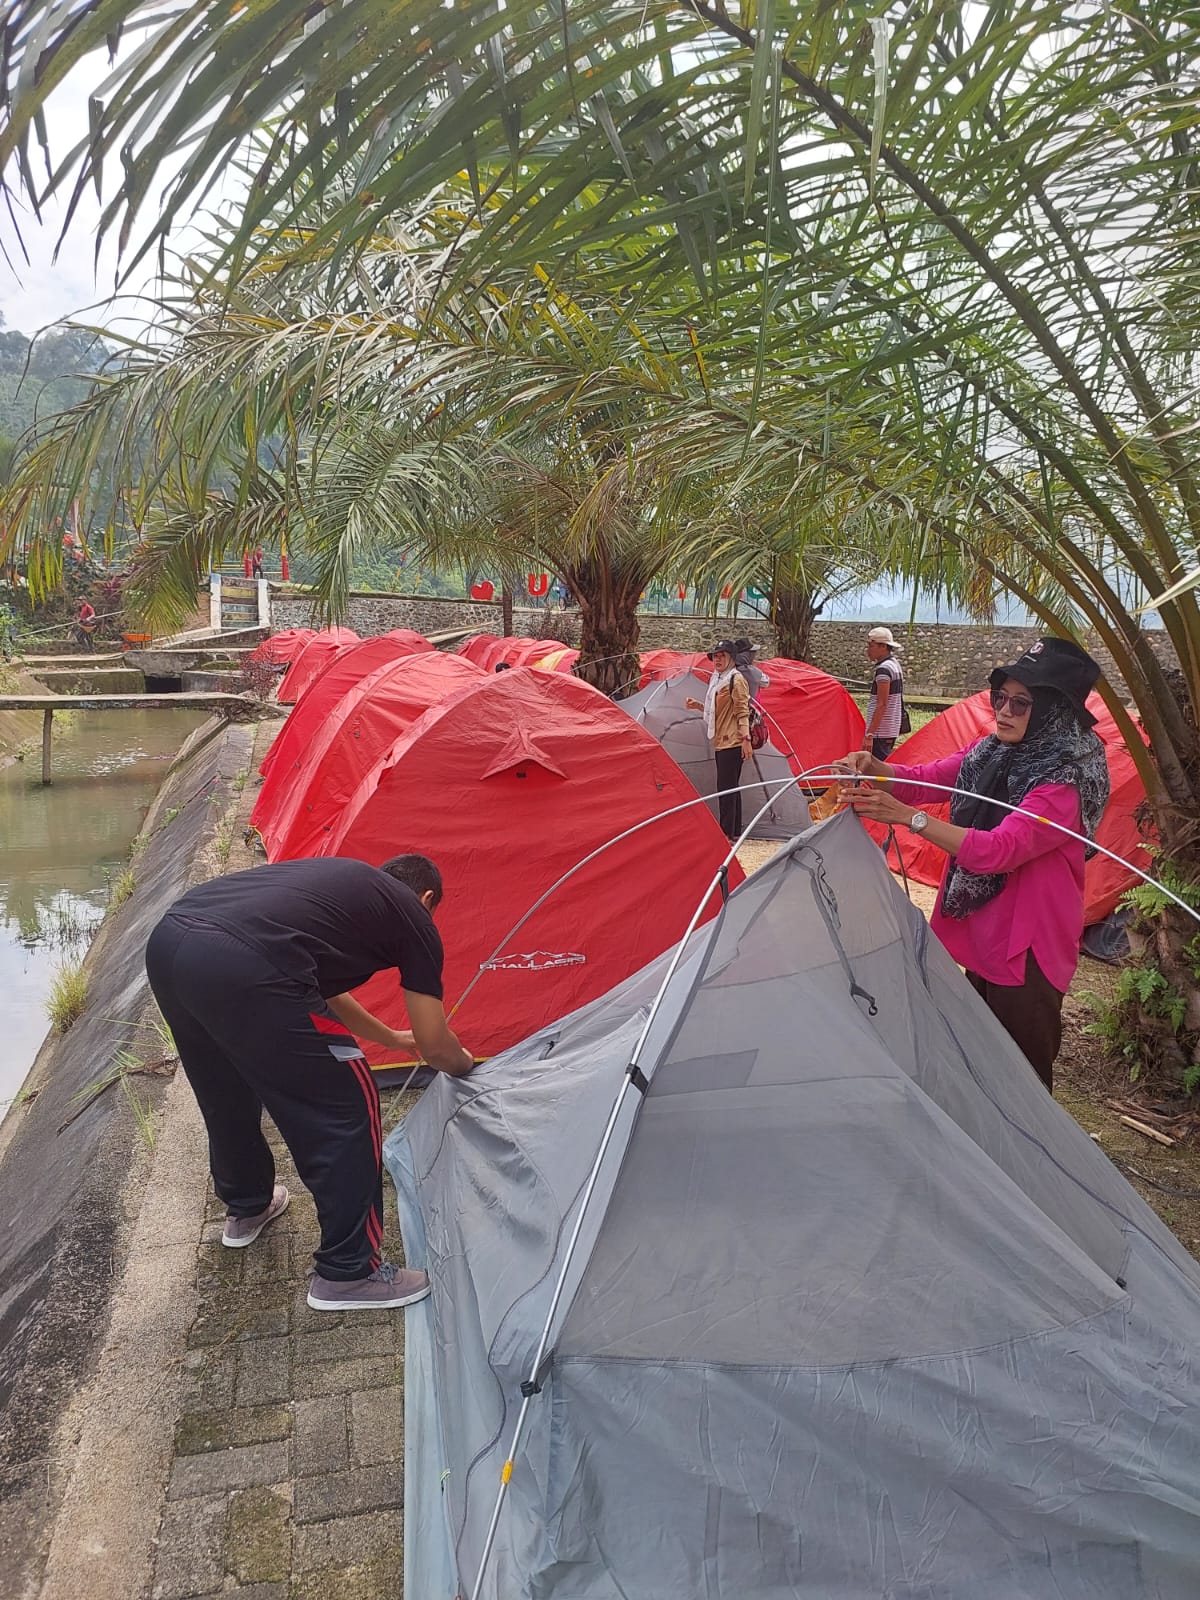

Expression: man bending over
xmin=145 ymin=854 xmax=472 ymax=1311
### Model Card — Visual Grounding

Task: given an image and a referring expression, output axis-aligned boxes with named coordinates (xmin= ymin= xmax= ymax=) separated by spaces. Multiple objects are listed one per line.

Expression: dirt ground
xmin=735 ymin=837 xmax=1200 ymax=1261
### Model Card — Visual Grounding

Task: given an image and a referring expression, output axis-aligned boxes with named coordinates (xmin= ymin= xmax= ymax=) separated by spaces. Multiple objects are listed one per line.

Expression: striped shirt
xmin=867 ymin=656 xmax=904 ymax=739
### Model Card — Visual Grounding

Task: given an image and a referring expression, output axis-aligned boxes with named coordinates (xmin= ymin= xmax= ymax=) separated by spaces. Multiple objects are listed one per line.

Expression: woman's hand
xmin=740 ymin=738 xmax=752 ymax=761
xmin=851 ymin=786 xmax=914 ymax=828
xmin=832 ymin=750 xmax=874 ymax=778
xmin=685 ymin=697 xmax=703 ymax=711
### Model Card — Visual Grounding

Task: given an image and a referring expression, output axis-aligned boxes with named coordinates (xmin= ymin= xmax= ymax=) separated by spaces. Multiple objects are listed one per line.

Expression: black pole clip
xmin=626 ymin=1063 xmax=650 ymax=1095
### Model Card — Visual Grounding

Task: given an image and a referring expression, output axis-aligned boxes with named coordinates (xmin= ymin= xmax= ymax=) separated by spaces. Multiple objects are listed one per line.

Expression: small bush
xmin=108 ymin=865 xmax=135 ymax=908
xmin=47 ymin=962 xmax=88 ymax=1032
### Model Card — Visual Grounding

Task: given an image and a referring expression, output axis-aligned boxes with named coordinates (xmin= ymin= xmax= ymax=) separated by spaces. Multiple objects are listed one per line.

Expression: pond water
xmin=0 ymin=708 xmax=205 ymax=1113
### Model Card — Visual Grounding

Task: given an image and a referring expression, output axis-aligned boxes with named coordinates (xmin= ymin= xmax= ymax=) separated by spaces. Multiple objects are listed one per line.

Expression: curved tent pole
xmin=466 ymin=761 xmax=831 ymax=1599
xmin=462 ymin=769 xmax=1200 ymax=1600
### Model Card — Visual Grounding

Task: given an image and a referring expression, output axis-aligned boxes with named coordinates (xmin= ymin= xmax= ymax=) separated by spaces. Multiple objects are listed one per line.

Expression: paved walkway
xmin=152 ymin=1106 xmax=415 ymax=1600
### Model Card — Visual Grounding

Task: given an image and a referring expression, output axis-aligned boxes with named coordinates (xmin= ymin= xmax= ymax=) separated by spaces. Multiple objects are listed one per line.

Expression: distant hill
xmin=0 ymin=325 xmax=109 ymax=450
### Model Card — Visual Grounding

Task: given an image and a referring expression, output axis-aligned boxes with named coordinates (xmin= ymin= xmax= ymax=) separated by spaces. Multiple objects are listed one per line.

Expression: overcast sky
xmin=0 ymin=51 xmax=212 ymax=339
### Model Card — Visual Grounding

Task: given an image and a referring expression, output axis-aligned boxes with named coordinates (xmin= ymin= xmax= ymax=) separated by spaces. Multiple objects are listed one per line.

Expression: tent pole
xmin=467 ymin=765 xmax=832 ymax=1598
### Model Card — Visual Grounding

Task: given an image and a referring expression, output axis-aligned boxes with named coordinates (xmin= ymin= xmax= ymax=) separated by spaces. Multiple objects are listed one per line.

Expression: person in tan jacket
xmin=686 ymin=640 xmax=753 ymax=840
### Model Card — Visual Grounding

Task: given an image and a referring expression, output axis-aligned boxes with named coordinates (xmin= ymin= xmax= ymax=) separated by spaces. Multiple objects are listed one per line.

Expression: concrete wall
xmin=808 ymin=621 xmax=1174 ymax=698
xmin=0 ymin=718 xmax=257 ymax=1594
xmin=268 ymin=588 xmax=1172 ymax=698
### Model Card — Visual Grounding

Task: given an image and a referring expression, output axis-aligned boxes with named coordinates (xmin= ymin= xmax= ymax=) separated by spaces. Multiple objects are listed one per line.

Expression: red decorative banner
xmin=471 ymin=580 xmax=495 ymax=601
xmin=528 ymin=573 xmax=550 ymax=597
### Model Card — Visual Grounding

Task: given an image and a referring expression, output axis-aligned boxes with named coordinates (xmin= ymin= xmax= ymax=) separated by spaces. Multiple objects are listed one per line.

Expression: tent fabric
xmin=635 ymin=651 xmax=864 ymax=776
xmin=865 ymin=688 xmax=1151 ymax=925
xmin=247 ymin=627 xmax=314 ymax=668
xmin=267 ymin=662 xmax=742 ymax=1061
xmin=457 ymin=633 xmax=577 ymax=672
xmin=256 ymin=651 xmax=484 ymax=858
xmin=387 ymin=808 xmax=1200 ymax=1600
xmin=617 ymin=671 xmax=813 ymax=839
xmin=253 ymin=629 xmax=432 ymax=807
xmin=276 ymin=626 xmax=361 ymax=703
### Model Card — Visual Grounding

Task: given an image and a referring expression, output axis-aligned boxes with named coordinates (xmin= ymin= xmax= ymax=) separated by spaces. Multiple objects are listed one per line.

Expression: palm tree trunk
xmin=501 ymin=585 xmax=513 ymax=637
xmin=564 ymin=556 xmax=645 ymax=698
xmin=771 ymin=573 xmax=824 ymax=662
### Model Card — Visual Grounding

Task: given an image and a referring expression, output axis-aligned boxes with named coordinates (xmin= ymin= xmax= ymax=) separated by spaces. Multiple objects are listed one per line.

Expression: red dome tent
xmin=247 ymin=627 xmax=314 ymax=668
xmin=636 ymin=651 xmax=864 ymax=779
xmin=277 ymin=626 xmax=360 ymax=704
xmin=457 ymin=633 xmax=576 ymax=672
xmin=866 ymin=689 xmax=1150 ymax=926
xmin=255 ymin=630 xmax=433 ymax=807
xmin=257 ymin=652 xmax=484 ymax=859
xmin=267 ymin=662 xmax=743 ymax=1063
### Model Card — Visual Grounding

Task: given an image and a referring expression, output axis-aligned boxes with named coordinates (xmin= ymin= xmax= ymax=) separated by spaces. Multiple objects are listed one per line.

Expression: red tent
xmin=635 ymin=651 xmax=864 ymax=779
xmin=457 ymin=633 xmax=575 ymax=671
xmin=255 ymin=630 xmax=434 ymax=811
xmin=248 ymin=627 xmax=314 ymax=668
xmin=257 ymin=652 xmax=483 ymax=859
xmin=267 ymin=662 xmax=743 ymax=1062
xmin=865 ymin=689 xmax=1151 ymax=925
xmin=277 ymin=627 xmax=361 ymax=704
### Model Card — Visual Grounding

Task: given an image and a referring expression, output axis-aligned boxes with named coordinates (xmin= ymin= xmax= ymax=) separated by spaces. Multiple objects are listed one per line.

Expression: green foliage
xmin=46 ymin=961 xmax=88 ymax=1032
xmin=107 ymin=865 xmax=135 ymax=909
xmin=1085 ymin=866 xmax=1200 ymax=1091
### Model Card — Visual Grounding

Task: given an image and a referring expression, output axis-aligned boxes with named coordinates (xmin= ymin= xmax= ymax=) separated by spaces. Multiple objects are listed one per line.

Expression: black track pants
xmin=714 ymin=744 xmax=744 ymax=840
xmin=146 ymin=915 xmax=384 ymax=1281
xmin=967 ymin=950 xmax=1064 ymax=1094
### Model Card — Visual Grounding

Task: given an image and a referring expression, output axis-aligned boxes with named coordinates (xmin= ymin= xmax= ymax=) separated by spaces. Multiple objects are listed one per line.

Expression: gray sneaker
xmin=221 ymin=1184 xmax=290 ymax=1248
xmin=306 ymin=1262 xmax=430 ymax=1312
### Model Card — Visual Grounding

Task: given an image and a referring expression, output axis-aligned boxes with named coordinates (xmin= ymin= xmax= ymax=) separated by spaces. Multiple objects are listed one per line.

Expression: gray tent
xmin=616 ymin=671 xmax=813 ymax=839
xmin=386 ymin=809 xmax=1200 ymax=1600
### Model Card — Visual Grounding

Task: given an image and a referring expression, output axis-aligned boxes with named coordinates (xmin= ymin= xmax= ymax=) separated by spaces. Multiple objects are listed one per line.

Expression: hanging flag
xmin=243 ymin=552 xmax=252 ymax=578
xmin=721 ymin=584 xmax=733 ymax=600
xmin=528 ymin=573 xmax=550 ymax=597
xmin=677 ymin=584 xmax=687 ymax=601
xmin=280 ymin=535 xmax=290 ymax=583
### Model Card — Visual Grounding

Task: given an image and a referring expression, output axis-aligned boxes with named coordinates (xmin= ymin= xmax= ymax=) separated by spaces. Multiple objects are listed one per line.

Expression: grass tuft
xmin=46 ymin=962 xmax=88 ymax=1032
xmin=108 ymin=865 xmax=136 ymax=909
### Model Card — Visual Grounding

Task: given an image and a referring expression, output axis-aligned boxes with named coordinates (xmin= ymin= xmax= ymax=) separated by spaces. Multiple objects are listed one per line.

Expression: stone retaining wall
xmin=268 ymin=588 xmax=1173 ymax=697
xmin=808 ymin=620 xmax=1175 ymax=698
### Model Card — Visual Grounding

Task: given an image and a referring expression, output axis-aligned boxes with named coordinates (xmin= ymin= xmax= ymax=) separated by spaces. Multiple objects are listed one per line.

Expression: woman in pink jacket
xmin=839 ymin=637 xmax=1109 ymax=1092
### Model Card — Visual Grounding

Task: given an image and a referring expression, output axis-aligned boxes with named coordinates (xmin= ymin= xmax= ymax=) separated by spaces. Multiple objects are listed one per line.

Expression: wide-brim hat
xmin=707 ymin=639 xmax=738 ymax=659
xmin=988 ymin=636 xmax=1100 ymax=726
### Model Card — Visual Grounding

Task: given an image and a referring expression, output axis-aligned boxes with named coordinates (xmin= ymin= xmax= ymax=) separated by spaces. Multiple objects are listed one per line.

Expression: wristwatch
xmin=908 ymin=810 xmax=930 ymax=834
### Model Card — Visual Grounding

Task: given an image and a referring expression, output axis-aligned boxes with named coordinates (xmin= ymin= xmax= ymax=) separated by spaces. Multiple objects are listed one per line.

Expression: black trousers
xmin=967 ymin=950 xmax=1064 ymax=1094
xmin=714 ymin=745 xmax=744 ymax=840
xmin=146 ymin=915 xmax=383 ymax=1280
xmin=871 ymin=736 xmax=896 ymax=760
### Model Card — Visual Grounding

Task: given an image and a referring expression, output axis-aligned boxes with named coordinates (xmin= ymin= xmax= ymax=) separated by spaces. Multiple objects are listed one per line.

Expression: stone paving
xmin=151 ymin=1110 xmax=413 ymax=1600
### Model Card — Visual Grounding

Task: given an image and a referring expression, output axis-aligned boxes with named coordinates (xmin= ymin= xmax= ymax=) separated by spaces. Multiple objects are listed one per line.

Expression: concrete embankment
xmin=0 ymin=715 xmax=256 ymax=1596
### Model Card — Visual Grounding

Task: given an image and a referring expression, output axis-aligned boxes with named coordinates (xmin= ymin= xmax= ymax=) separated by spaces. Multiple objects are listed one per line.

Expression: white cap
xmin=867 ymin=626 xmax=903 ymax=651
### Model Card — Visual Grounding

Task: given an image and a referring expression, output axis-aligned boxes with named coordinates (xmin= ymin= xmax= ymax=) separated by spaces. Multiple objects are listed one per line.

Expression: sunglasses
xmin=991 ymin=688 xmax=1033 ymax=716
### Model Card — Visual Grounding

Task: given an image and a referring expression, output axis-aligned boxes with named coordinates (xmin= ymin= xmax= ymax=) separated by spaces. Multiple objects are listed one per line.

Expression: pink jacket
xmin=889 ymin=749 xmax=1085 ymax=993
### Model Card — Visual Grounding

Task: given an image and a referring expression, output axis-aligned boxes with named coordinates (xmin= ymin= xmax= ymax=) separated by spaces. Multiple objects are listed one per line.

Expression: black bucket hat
xmin=707 ymin=639 xmax=738 ymax=660
xmin=988 ymin=636 xmax=1101 ymax=726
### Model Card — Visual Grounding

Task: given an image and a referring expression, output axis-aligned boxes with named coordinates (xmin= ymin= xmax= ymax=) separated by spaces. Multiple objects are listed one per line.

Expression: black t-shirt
xmin=168 ymin=857 xmax=444 ymax=1000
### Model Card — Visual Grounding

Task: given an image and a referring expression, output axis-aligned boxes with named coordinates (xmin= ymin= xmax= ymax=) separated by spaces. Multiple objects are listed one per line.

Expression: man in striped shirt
xmin=862 ymin=627 xmax=905 ymax=759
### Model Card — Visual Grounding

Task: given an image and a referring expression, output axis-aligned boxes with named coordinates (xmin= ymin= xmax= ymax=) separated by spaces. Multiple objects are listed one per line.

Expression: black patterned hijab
xmin=940 ymin=689 xmax=1110 ymax=920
